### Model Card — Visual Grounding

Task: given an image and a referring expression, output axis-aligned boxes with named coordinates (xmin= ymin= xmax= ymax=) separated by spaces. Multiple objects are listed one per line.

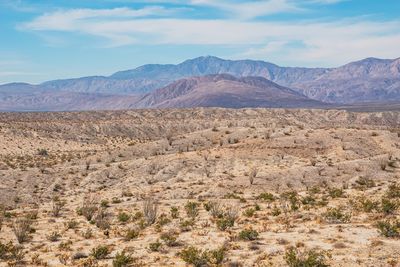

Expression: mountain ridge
xmin=1 ymin=55 xmax=400 ymax=111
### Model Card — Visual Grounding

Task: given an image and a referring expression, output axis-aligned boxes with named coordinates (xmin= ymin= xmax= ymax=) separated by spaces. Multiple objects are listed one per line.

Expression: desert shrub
xmin=94 ymin=208 xmax=111 ymax=230
xmin=328 ymin=187 xmax=344 ymax=198
xmin=118 ymin=212 xmax=130 ymax=223
xmin=91 ymin=245 xmax=110 ymax=259
xmin=301 ymin=195 xmax=316 ymax=206
xmin=0 ymin=241 xmax=11 ymax=260
xmin=322 ymin=207 xmax=350 ymax=224
xmin=78 ymin=199 xmax=98 ymax=221
xmin=179 ymin=246 xmax=209 ymax=267
xmin=185 ymin=201 xmax=200 ymax=219
xmin=243 ymin=208 xmax=256 ymax=217
xmin=215 ymin=205 xmax=238 ymax=231
xmin=249 ymin=166 xmax=258 ymax=185
xmin=170 ymin=206 xmax=179 ymax=219
xmin=281 ymin=191 xmax=300 ymax=211
xmin=65 ymin=219 xmax=79 ymax=230
xmin=160 ymin=231 xmax=179 ymax=247
xmin=100 ymin=200 xmax=110 ymax=208
xmin=354 ymin=176 xmax=375 ymax=189
xmin=13 ymin=217 xmax=32 ymax=243
xmin=47 ymin=231 xmax=61 ymax=242
xmin=205 ymin=201 xmax=224 ymax=219
xmin=113 ymin=251 xmax=134 ymax=267
xmin=284 ymin=247 xmax=330 ymax=267
xmin=7 ymin=243 xmax=25 ymax=264
xmin=271 ymin=205 xmax=282 ymax=216
xmin=0 ymin=214 xmax=3 ymax=232
xmin=143 ymin=199 xmax=158 ymax=225
xmin=256 ymin=192 xmax=275 ymax=202
xmin=180 ymin=219 xmax=195 ymax=232
xmin=386 ymin=184 xmax=400 ymax=198
xmin=356 ymin=196 xmax=379 ymax=212
xmin=238 ymin=229 xmax=259 ymax=241
xmin=149 ymin=240 xmax=162 ymax=252
xmin=179 ymin=246 xmax=226 ymax=267
xmin=381 ymin=198 xmax=398 ymax=215
xmin=51 ymin=198 xmax=65 ymax=217
xmin=157 ymin=214 xmax=171 ymax=227
xmin=37 ymin=149 xmax=48 ymax=156
xmin=132 ymin=211 xmax=143 ymax=221
xmin=58 ymin=240 xmax=73 ymax=251
xmin=124 ymin=228 xmax=140 ymax=241
xmin=82 ymin=228 xmax=93 ymax=239
xmin=376 ymin=220 xmax=400 ymax=238
xmin=208 ymin=246 xmax=226 ymax=265
xmin=216 ymin=218 xmax=234 ymax=231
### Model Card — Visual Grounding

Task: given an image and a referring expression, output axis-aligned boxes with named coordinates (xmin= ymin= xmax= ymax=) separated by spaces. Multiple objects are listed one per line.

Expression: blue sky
xmin=0 ymin=0 xmax=399 ymax=84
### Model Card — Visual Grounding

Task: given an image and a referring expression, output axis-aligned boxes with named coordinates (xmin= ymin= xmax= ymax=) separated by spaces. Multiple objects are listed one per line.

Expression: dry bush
xmin=94 ymin=208 xmax=111 ymax=230
xmin=249 ymin=166 xmax=258 ymax=185
xmin=78 ymin=198 xmax=98 ymax=221
xmin=51 ymin=197 xmax=65 ymax=217
xmin=143 ymin=198 xmax=158 ymax=226
xmin=13 ymin=217 xmax=32 ymax=243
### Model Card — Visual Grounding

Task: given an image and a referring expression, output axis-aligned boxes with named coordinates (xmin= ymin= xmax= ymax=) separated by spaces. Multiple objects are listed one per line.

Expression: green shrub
xmin=170 ymin=206 xmax=179 ymax=219
xmin=185 ymin=201 xmax=200 ymax=219
xmin=91 ymin=245 xmax=110 ymax=259
xmin=160 ymin=231 xmax=179 ymax=247
xmin=301 ymin=195 xmax=316 ymax=206
xmin=216 ymin=217 xmax=235 ymax=231
xmin=271 ymin=205 xmax=282 ymax=216
xmin=376 ymin=220 xmax=400 ymax=238
xmin=238 ymin=229 xmax=259 ymax=241
xmin=149 ymin=240 xmax=162 ymax=252
xmin=64 ymin=219 xmax=79 ymax=230
xmin=328 ymin=188 xmax=344 ymax=198
xmin=386 ymin=184 xmax=400 ymax=198
xmin=243 ymin=208 xmax=256 ymax=217
xmin=356 ymin=196 xmax=379 ymax=212
xmin=179 ymin=246 xmax=209 ymax=267
xmin=208 ymin=246 xmax=226 ymax=265
xmin=284 ymin=247 xmax=330 ymax=267
xmin=354 ymin=177 xmax=375 ymax=189
xmin=118 ymin=212 xmax=130 ymax=223
xmin=322 ymin=207 xmax=350 ymax=224
xmin=381 ymin=198 xmax=398 ymax=215
xmin=256 ymin=192 xmax=275 ymax=202
xmin=281 ymin=191 xmax=300 ymax=211
xmin=124 ymin=228 xmax=139 ymax=241
xmin=113 ymin=250 xmax=134 ymax=267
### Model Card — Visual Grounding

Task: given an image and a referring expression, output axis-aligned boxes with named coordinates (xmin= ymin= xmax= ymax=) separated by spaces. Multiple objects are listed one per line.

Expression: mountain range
xmin=0 ymin=56 xmax=399 ymax=111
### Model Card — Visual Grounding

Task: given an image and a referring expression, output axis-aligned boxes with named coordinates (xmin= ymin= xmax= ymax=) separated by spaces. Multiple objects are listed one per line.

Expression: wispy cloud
xmin=21 ymin=6 xmax=400 ymax=65
xmin=189 ymin=0 xmax=302 ymax=19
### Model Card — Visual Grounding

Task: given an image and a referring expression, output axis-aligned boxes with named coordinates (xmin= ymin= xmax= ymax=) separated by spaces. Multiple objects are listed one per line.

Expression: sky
xmin=0 ymin=0 xmax=399 ymax=84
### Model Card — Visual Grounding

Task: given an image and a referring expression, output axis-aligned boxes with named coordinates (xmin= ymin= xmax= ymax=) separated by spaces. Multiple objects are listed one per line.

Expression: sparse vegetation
xmin=284 ymin=247 xmax=330 ymax=267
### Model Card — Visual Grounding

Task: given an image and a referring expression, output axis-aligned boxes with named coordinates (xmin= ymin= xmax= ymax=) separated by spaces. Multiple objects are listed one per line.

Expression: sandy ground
xmin=0 ymin=108 xmax=400 ymax=266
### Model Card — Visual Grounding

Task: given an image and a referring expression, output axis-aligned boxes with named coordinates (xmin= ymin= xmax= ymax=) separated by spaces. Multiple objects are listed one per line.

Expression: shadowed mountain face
xmin=135 ymin=74 xmax=325 ymax=108
xmin=0 ymin=56 xmax=399 ymax=111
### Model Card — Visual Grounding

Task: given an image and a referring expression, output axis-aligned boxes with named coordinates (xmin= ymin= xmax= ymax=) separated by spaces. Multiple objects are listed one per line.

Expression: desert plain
xmin=0 ymin=108 xmax=400 ymax=266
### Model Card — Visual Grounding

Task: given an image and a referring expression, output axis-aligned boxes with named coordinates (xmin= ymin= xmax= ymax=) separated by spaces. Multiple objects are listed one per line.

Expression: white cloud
xmin=20 ymin=6 xmax=400 ymax=66
xmin=190 ymin=0 xmax=302 ymax=19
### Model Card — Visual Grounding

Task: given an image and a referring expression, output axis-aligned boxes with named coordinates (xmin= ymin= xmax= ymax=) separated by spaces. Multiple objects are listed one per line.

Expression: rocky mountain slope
xmin=135 ymin=74 xmax=325 ymax=108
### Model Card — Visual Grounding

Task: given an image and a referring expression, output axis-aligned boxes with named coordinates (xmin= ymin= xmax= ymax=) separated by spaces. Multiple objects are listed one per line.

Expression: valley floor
xmin=0 ymin=108 xmax=400 ymax=266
